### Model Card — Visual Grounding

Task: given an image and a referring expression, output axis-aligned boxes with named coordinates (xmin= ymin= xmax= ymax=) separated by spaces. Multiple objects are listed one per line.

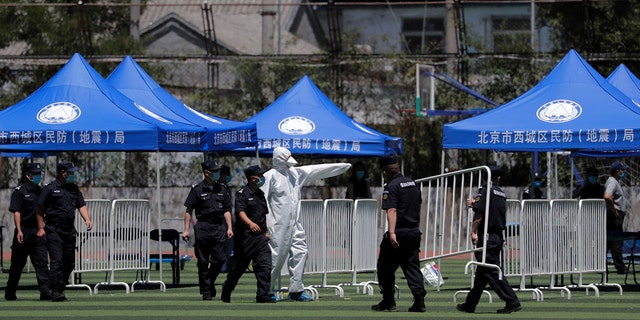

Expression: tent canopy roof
xmin=443 ymin=50 xmax=640 ymax=152
xmin=107 ymin=56 xmax=257 ymax=151
xmin=232 ymin=75 xmax=402 ymax=158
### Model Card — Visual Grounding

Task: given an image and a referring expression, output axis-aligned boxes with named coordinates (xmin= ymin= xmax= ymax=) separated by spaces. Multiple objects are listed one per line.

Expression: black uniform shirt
xmin=234 ymin=184 xmax=269 ymax=234
xmin=184 ymin=181 xmax=232 ymax=222
xmin=381 ymin=173 xmax=422 ymax=229
xmin=472 ymin=183 xmax=507 ymax=234
xmin=9 ymin=181 xmax=42 ymax=228
xmin=37 ymin=179 xmax=86 ymax=226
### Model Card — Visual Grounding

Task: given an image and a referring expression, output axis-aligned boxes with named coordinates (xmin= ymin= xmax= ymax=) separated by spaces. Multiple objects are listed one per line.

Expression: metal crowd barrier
xmin=291 ymin=198 xmax=379 ymax=299
xmin=69 ymin=199 xmax=165 ymax=294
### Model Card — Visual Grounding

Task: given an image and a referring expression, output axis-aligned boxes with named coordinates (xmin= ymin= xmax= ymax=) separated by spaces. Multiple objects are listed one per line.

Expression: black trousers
xmin=607 ymin=210 xmax=626 ymax=272
xmin=464 ymin=233 xmax=520 ymax=310
xmin=376 ymin=228 xmax=426 ymax=302
xmin=223 ymin=232 xmax=272 ymax=299
xmin=194 ymin=221 xmax=227 ymax=296
xmin=45 ymin=225 xmax=76 ymax=293
xmin=5 ymin=227 xmax=50 ymax=295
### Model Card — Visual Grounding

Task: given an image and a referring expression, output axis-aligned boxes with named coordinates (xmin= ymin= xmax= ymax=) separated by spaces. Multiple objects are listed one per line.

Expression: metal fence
xmin=69 ymin=199 xmax=165 ymax=295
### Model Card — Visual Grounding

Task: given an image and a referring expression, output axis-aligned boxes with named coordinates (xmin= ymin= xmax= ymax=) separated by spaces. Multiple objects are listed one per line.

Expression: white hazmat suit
xmin=261 ymin=147 xmax=351 ymax=297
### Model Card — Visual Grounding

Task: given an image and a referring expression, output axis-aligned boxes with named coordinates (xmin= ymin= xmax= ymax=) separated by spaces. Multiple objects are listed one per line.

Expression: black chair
xmin=150 ymin=229 xmax=181 ymax=285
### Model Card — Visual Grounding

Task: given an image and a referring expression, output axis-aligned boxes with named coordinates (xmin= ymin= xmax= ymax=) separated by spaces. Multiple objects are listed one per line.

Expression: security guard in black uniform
xmin=182 ymin=160 xmax=233 ymax=300
xmin=5 ymin=163 xmax=50 ymax=301
xmin=457 ymin=166 xmax=521 ymax=314
xmin=372 ymin=156 xmax=426 ymax=313
xmin=221 ymin=165 xmax=275 ymax=303
xmin=37 ymin=161 xmax=92 ymax=302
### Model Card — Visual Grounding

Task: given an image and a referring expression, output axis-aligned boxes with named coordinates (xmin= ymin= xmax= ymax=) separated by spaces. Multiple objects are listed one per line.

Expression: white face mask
xmin=286 ymin=156 xmax=297 ymax=168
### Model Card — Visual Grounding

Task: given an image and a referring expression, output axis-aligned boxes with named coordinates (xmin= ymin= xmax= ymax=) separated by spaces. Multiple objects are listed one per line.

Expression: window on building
xmin=492 ymin=16 xmax=531 ymax=53
xmin=402 ymin=17 xmax=444 ymax=54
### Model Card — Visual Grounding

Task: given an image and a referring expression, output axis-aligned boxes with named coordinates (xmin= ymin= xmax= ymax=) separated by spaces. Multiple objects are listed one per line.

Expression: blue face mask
xmin=533 ymin=181 xmax=542 ymax=188
xmin=356 ymin=171 xmax=365 ymax=180
xmin=587 ymin=176 xmax=597 ymax=184
xmin=31 ymin=175 xmax=42 ymax=185
xmin=621 ymin=171 xmax=626 ymax=179
xmin=212 ymin=172 xmax=221 ymax=181
xmin=65 ymin=174 xmax=75 ymax=184
xmin=225 ymin=176 xmax=232 ymax=183
xmin=257 ymin=176 xmax=265 ymax=187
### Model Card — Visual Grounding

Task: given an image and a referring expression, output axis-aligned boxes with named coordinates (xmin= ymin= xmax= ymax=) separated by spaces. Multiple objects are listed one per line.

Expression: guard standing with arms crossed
xmin=37 ymin=161 xmax=92 ymax=302
xmin=5 ymin=163 xmax=51 ymax=301
xmin=457 ymin=166 xmax=521 ymax=314
xmin=221 ymin=165 xmax=274 ymax=303
xmin=372 ymin=155 xmax=426 ymax=313
xmin=182 ymin=160 xmax=233 ymax=300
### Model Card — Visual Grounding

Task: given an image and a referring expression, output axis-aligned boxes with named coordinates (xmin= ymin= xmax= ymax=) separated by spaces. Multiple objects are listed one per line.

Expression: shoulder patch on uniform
xmin=399 ymin=181 xmax=416 ymax=188
xmin=492 ymin=189 xmax=507 ymax=198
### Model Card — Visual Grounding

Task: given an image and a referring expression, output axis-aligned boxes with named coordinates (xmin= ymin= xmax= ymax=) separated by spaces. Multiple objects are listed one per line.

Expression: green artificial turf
xmin=1 ymin=258 xmax=639 ymax=319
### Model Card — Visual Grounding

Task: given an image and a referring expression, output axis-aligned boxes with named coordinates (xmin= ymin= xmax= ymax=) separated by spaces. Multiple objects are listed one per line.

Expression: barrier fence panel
xmin=69 ymin=199 xmax=112 ymax=294
xmin=502 ymin=200 xmax=543 ymax=301
xmin=343 ymin=199 xmax=379 ymax=294
xmin=573 ymin=199 xmax=622 ymax=294
xmin=417 ymin=166 xmax=486 ymax=262
xmin=312 ymin=199 xmax=353 ymax=297
xmin=94 ymin=199 xmax=164 ymax=293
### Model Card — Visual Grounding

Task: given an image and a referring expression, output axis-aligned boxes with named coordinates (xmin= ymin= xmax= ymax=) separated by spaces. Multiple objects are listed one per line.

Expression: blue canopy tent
xmin=232 ymin=75 xmax=402 ymax=157
xmin=0 ymin=54 xmax=160 ymax=152
xmin=570 ymin=64 xmax=640 ymax=158
xmin=443 ymin=50 xmax=640 ymax=153
xmin=607 ymin=64 xmax=640 ymax=108
xmin=0 ymin=53 xmax=207 ymax=283
xmin=106 ymin=56 xmax=257 ymax=151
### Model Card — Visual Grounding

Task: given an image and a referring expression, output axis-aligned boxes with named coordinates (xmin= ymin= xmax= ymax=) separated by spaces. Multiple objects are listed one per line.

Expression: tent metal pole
xmin=156 ymin=151 xmax=163 ymax=282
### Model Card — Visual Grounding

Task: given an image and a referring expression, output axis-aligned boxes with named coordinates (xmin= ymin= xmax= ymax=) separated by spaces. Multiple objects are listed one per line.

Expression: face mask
xmin=257 ymin=176 xmax=265 ymax=187
xmin=225 ymin=176 xmax=232 ymax=183
xmin=356 ymin=171 xmax=365 ymax=180
xmin=621 ymin=171 xmax=626 ymax=179
xmin=65 ymin=174 xmax=75 ymax=184
xmin=31 ymin=175 xmax=42 ymax=185
xmin=587 ymin=176 xmax=597 ymax=184
xmin=212 ymin=172 xmax=221 ymax=181
xmin=533 ymin=181 xmax=541 ymax=188
xmin=286 ymin=157 xmax=297 ymax=168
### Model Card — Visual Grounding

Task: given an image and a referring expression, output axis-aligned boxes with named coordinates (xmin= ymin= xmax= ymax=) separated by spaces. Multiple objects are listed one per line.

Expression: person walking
xmin=457 ymin=166 xmax=521 ymax=314
xmin=221 ymin=165 xmax=274 ymax=303
xmin=37 ymin=161 xmax=92 ymax=302
xmin=182 ymin=160 xmax=233 ymax=300
xmin=5 ymin=163 xmax=51 ymax=301
xmin=371 ymin=155 xmax=426 ymax=313
xmin=604 ymin=161 xmax=629 ymax=275
xmin=262 ymin=147 xmax=351 ymax=301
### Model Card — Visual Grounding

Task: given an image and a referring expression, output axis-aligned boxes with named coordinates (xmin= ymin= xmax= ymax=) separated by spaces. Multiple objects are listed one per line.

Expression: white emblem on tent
xmin=37 ymin=101 xmax=81 ymax=124
xmin=536 ymin=99 xmax=582 ymax=123
xmin=134 ymin=102 xmax=172 ymax=124
xmin=278 ymin=116 xmax=316 ymax=135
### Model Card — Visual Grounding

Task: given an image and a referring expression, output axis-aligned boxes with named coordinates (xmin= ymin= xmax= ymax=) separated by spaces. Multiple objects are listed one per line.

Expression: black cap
xmin=611 ymin=161 xmax=629 ymax=171
xmin=244 ymin=165 xmax=267 ymax=177
xmin=201 ymin=160 xmax=220 ymax=172
xmin=220 ymin=165 xmax=231 ymax=175
xmin=57 ymin=161 xmax=77 ymax=173
xmin=24 ymin=163 xmax=42 ymax=174
xmin=378 ymin=155 xmax=398 ymax=168
xmin=586 ymin=166 xmax=598 ymax=175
